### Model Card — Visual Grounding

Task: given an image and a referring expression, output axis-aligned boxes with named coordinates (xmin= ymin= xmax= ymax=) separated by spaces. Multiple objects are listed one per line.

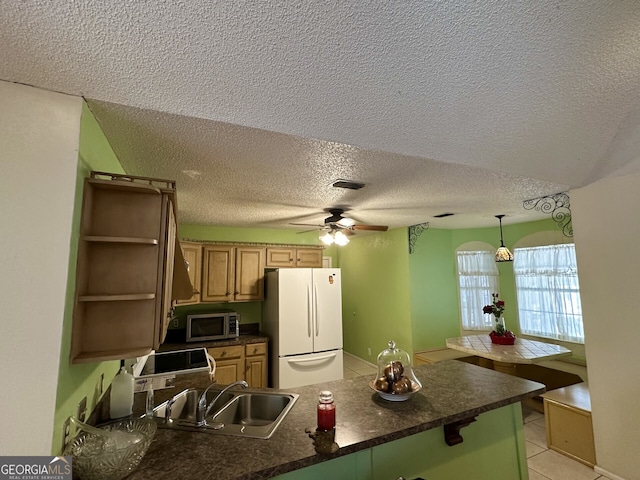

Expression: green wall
xmin=274 ymin=403 xmax=527 ymax=479
xmin=52 ymin=102 xmax=125 ymax=455
xmin=408 ymin=218 xmax=570 ymax=353
xmin=408 ymin=228 xmax=461 ymax=352
xmin=338 ymin=228 xmax=413 ymax=361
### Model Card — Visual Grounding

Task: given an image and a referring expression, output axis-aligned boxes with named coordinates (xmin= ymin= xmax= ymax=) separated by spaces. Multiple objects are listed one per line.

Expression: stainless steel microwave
xmin=186 ymin=311 xmax=240 ymax=342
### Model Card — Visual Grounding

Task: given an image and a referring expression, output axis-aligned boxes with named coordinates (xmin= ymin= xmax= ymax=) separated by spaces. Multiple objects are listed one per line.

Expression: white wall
xmin=0 ymin=81 xmax=82 ymax=454
xmin=572 ymin=172 xmax=640 ymax=480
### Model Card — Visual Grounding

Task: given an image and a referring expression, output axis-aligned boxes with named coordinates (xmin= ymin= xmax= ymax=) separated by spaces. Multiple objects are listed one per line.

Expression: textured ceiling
xmin=2 ymin=1 xmax=640 ymax=230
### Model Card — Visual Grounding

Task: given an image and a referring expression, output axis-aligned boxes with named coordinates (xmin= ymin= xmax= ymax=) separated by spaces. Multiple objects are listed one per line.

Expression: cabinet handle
xmin=246 ymin=364 xmax=251 ymax=371
xmin=221 ymin=351 xmax=227 ymax=357
xmin=253 ymin=347 xmax=258 ymax=354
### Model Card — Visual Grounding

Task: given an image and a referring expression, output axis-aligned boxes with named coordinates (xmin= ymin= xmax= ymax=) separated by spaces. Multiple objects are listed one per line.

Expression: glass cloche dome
xmin=371 ymin=340 xmax=422 ymax=401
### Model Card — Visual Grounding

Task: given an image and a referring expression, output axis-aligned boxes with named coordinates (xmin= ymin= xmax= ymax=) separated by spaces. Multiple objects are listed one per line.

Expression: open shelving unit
xmin=70 ymin=172 xmax=180 ymax=364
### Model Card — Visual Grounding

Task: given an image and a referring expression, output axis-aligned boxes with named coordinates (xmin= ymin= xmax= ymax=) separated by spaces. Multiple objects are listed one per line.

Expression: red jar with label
xmin=317 ymin=391 xmax=336 ymax=431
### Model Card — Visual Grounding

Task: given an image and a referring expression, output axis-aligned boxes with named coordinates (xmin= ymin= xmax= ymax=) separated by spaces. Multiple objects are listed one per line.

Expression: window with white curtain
xmin=514 ymin=244 xmax=584 ymax=343
xmin=456 ymin=250 xmax=499 ymax=331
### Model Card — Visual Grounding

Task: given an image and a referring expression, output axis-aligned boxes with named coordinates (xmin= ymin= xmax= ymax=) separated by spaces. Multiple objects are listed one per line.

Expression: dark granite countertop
xmin=159 ymin=334 xmax=270 ymax=352
xmin=127 ymin=360 xmax=544 ymax=480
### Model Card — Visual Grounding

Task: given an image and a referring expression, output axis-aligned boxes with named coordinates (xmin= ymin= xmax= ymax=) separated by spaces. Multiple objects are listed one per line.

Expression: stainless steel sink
xmin=212 ymin=393 xmax=292 ymax=427
xmin=150 ymin=388 xmax=298 ymax=439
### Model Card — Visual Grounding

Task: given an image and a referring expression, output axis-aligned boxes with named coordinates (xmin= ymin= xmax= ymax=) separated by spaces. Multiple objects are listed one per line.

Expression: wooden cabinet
xmin=182 ymin=242 xmax=322 ymax=304
xmin=176 ymin=242 xmax=202 ymax=305
xmin=265 ymin=247 xmax=323 ymax=268
xmin=201 ymin=246 xmax=265 ymax=302
xmin=542 ymin=383 xmax=596 ymax=467
xmin=208 ymin=345 xmax=244 ymax=385
xmin=70 ymin=173 xmax=191 ymax=364
xmin=208 ymin=342 xmax=268 ymax=387
xmin=244 ymin=343 xmax=268 ymax=388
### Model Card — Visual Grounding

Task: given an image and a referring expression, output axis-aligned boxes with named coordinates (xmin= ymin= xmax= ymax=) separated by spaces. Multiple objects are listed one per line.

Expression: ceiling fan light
xmin=333 ymin=230 xmax=350 ymax=246
xmin=336 ymin=217 xmax=355 ymax=227
xmin=320 ymin=232 xmax=334 ymax=245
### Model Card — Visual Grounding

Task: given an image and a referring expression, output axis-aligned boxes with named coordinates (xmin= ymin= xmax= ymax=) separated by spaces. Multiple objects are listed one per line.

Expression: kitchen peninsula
xmin=127 ymin=360 xmax=544 ymax=480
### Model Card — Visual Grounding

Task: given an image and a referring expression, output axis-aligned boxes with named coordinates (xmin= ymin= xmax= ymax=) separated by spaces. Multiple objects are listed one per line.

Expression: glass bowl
xmin=63 ymin=418 xmax=156 ymax=480
xmin=370 ymin=340 xmax=422 ymax=402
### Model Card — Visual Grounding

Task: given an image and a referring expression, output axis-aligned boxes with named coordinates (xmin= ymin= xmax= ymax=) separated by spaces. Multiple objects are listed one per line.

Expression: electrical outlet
xmin=62 ymin=418 xmax=71 ymax=449
xmin=173 ymin=318 xmax=179 ymax=328
xmin=77 ymin=396 xmax=87 ymax=422
xmin=367 ymin=347 xmax=372 ymax=356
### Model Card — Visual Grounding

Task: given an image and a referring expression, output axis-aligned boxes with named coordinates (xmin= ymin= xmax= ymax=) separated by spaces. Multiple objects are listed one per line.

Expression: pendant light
xmin=494 ymin=215 xmax=513 ymax=262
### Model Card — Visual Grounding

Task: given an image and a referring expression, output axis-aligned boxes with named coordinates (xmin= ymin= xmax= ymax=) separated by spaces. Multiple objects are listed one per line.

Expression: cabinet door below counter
xmin=208 ymin=345 xmax=243 ymax=385
xmin=207 ymin=342 xmax=269 ymax=387
xmin=245 ymin=343 xmax=268 ymax=388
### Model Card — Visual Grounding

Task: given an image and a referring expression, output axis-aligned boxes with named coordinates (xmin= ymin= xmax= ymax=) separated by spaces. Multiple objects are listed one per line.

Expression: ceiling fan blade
xmin=352 ymin=224 xmax=389 ymax=231
xmin=290 ymin=222 xmax=325 ymax=227
xmin=297 ymin=228 xmax=323 ymax=234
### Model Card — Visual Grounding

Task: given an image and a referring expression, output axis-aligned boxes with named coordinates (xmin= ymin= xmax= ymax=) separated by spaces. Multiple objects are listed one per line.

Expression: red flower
xmin=483 ymin=293 xmax=505 ymax=318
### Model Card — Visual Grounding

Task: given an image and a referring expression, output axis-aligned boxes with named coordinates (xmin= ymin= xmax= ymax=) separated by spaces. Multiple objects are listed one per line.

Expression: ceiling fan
xmin=291 ymin=208 xmax=389 ymax=245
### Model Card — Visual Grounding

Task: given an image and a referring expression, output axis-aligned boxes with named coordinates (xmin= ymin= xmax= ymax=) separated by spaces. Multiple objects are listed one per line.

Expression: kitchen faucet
xmin=197 ymin=380 xmax=248 ymax=426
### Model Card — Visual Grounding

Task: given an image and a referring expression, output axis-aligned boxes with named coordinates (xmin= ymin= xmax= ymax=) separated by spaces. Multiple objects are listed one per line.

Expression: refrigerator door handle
xmin=286 ymin=352 xmax=337 ymax=364
xmin=307 ymin=284 xmax=312 ymax=338
xmin=314 ymin=283 xmax=319 ymax=337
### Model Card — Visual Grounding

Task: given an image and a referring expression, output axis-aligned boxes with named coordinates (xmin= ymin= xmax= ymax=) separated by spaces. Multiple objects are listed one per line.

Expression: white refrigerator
xmin=263 ymin=268 xmax=344 ymax=389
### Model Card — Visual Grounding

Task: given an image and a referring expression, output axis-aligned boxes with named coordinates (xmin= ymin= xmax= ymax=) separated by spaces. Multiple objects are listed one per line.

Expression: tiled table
xmin=446 ymin=335 xmax=571 ymax=375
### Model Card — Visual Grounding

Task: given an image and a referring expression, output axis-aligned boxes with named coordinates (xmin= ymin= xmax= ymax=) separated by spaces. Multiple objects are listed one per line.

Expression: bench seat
xmin=541 ymin=383 xmax=595 ymax=467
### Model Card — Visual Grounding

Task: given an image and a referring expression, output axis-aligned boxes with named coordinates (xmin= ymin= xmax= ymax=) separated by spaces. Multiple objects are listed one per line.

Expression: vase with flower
xmin=483 ymin=293 xmax=516 ymax=345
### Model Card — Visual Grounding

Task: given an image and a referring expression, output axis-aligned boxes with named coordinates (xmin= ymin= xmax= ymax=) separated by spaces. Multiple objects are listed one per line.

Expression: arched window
xmin=456 ymin=244 xmax=499 ymax=331
xmin=514 ymin=244 xmax=584 ymax=343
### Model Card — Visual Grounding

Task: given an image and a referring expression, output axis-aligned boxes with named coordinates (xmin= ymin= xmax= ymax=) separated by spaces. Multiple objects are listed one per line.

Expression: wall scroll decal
xmin=523 ymin=192 xmax=573 ymax=237
xmin=408 ymin=222 xmax=430 ymax=254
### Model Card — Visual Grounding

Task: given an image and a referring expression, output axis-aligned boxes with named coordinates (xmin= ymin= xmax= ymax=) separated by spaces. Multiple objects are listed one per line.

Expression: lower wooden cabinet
xmin=244 ymin=343 xmax=268 ymax=388
xmin=208 ymin=345 xmax=244 ymax=385
xmin=208 ymin=341 xmax=268 ymax=388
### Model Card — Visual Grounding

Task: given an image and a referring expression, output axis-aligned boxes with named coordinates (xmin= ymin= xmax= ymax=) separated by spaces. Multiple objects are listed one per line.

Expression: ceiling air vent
xmin=433 ymin=213 xmax=455 ymax=218
xmin=331 ymin=179 xmax=365 ymax=190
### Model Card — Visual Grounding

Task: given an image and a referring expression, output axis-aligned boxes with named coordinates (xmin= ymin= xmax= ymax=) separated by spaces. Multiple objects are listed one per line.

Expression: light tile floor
xmin=343 ymin=353 xmax=611 ymax=480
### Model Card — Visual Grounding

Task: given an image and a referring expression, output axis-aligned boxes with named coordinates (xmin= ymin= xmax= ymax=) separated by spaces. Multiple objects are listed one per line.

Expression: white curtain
xmin=457 ymin=251 xmax=499 ymax=331
xmin=514 ymin=244 xmax=584 ymax=343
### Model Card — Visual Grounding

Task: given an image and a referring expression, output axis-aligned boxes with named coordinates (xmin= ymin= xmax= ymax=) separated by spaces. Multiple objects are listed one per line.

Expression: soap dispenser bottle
xmin=110 ymin=365 xmax=134 ymax=419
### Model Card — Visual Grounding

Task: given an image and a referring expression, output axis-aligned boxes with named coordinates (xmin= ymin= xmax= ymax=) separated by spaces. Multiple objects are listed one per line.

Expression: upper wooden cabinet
xmin=176 ymin=241 xmax=202 ymax=305
xmin=180 ymin=242 xmax=323 ymax=304
xmin=70 ymin=173 xmax=192 ymax=364
xmin=265 ymin=247 xmax=323 ymax=268
xmin=201 ymin=246 xmax=265 ymax=303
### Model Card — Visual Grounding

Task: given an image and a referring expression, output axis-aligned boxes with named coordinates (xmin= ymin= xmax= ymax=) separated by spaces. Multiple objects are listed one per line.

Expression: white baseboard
xmin=594 ymin=465 xmax=627 ymax=480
